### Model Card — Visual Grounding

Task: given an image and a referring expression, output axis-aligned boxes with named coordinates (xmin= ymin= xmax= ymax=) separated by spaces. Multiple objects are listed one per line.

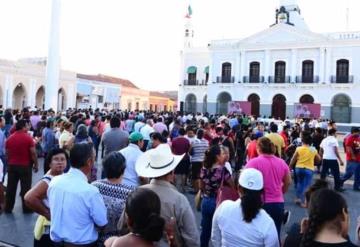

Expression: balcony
xmin=200 ymin=80 xmax=208 ymax=85
xmin=243 ymin=76 xmax=265 ymax=83
xmin=268 ymin=76 xmax=291 ymax=83
xmin=216 ymin=76 xmax=235 ymax=83
xmin=330 ymin=75 xmax=354 ymax=83
xmin=295 ymin=76 xmax=320 ymax=83
xmin=183 ymin=79 xmax=199 ymax=86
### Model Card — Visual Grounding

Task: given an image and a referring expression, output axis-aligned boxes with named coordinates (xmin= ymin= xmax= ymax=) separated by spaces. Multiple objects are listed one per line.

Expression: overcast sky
xmin=0 ymin=0 xmax=359 ymax=91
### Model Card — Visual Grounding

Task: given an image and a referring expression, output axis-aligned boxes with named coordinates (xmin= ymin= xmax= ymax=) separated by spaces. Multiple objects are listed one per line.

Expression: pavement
xmin=1 ymin=142 xmax=360 ymax=247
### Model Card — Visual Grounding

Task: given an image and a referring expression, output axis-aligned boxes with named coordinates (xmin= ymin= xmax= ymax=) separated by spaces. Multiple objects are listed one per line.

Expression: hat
xmin=135 ymin=144 xmax=184 ymax=178
xmin=129 ymin=132 xmax=143 ymax=142
xmin=238 ymin=168 xmax=263 ymax=191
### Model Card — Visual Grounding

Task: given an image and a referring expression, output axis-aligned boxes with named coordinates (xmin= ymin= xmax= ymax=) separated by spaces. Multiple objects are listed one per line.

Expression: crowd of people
xmin=0 ymin=106 xmax=359 ymax=246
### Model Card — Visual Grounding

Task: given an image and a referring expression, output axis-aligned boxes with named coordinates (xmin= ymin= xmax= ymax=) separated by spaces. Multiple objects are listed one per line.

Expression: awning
xmin=187 ymin=66 xmax=197 ymax=74
xmin=204 ymin=66 xmax=209 ymax=74
xmin=77 ymin=83 xmax=93 ymax=96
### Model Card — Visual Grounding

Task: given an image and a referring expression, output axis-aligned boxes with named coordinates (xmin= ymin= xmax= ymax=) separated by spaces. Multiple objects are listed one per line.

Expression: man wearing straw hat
xmin=133 ymin=144 xmax=200 ymax=246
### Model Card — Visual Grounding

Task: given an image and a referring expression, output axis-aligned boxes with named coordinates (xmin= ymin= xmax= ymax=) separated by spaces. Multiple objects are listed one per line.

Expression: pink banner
xmin=228 ymin=101 xmax=251 ymax=115
xmin=294 ymin=103 xmax=321 ymax=118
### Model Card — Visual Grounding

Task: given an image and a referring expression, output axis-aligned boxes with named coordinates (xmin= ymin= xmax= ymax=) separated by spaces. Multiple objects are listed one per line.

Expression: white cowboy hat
xmin=135 ymin=144 xmax=185 ymax=178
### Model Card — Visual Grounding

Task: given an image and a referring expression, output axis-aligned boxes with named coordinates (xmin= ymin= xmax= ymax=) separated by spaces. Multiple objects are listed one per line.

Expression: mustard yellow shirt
xmin=267 ymin=133 xmax=285 ymax=157
xmin=295 ymin=146 xmax=317 ymax=171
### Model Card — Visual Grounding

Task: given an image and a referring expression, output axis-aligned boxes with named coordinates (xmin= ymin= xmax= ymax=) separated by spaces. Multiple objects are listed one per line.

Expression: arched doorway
xmin=58 ymin=88 xmax=66 ymax=111
xmin=13 ymin=83 xmax=27 ymax=109
xmin=202 ymin=95 xmax=207 ymax=113
xmin=299 ymin=94 xmax=314 ymax=104
xmin=247 ymin=93 xmax=260 ymax=117
xmin=217 ymin=92 xmax=232 ymax=115
xmin=331 ymin=94 xmax=351 ymax=123
xmin=272 ymin=94 xmax=286 ymax=120
xmin=185 ymin=94 xmax=197 ymax=113
xmin=35 ymin=86 xmax=45 ymax=109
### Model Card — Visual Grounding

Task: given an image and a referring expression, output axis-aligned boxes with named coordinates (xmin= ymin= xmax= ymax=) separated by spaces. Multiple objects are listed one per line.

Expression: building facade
xmin=178 ymin=0 xmax=360 ymax=123
xmin=0 ymin=58 xmax=76 ymax=111
xmin=149 ymin=91 xmax=176 ymax=112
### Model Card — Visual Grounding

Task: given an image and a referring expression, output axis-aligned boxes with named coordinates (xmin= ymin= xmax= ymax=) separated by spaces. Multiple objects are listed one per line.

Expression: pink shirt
xmin=245 ymin=154 xmax=290 ymax=203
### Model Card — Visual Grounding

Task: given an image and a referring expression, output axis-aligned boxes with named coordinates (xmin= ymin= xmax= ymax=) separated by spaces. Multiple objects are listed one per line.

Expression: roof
xmin=149 ymin=91 xmax=169 ymax=98
xmin=77 ymin=73 xmax=139 ymax=89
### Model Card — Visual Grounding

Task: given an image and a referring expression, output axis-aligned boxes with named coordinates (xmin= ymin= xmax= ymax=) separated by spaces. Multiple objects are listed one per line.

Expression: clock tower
xmin=274 ymin=0 xmax=308 ymax=30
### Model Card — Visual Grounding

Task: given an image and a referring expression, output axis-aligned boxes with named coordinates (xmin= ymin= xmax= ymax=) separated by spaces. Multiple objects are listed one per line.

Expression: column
xmin=319 ymin=47 xmax=325 ymax=83
xmin=240 ymin=50 xmax=246 ymax=82
xmin=67 ymin=84 xmax=75 ymax=108
xmin=291 ymin=49 xmax=297 ymax=83
xmin=235 ymin=51 xmax=241 ymax=82
xmin=264 ymin=50 xmax=270 ymax=83
xmin=324 ymin=47 xmax=332 ymax=84
xmin=45 ymin=0 xmax=61 ymax=111
xmin=5 ymin=75 xmax=13 ymax=108
xmin=29 ymin=79 xmax=36 ymax=107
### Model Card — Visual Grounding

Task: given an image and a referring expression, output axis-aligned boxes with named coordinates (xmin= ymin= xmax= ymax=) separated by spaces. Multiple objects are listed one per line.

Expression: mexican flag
xmin=185 ymin=5 xmax=193 ymax=18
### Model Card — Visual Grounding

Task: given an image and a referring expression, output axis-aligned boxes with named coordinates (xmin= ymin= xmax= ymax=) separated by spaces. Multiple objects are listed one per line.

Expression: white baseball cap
xmin=238 ymin=168 xmax=263 ymax=191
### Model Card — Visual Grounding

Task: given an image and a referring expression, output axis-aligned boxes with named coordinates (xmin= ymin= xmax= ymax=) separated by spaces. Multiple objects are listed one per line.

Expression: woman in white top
xmin=211 ymin=168 xmax=279 ymax=247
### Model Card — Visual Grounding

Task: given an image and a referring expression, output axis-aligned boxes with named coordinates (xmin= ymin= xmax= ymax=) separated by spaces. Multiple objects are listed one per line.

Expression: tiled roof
xmin=77 ymin=73 xmax=138 ymax=89
xmin=149 ymin=91 xmax=169 ymax=98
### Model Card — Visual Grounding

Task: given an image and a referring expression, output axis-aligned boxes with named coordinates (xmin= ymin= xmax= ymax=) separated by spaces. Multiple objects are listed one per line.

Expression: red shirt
xmin=247 ymin=140 xmax=258 ymax=160
xmin=280 ymin=131 xmax=289 ymax=148
xmin=345 ymin=134 xmax=360 ymax=162
xmin=6 ymin=131 xmax=35 ymax=166
xmin=171 ymin=136 xmax=190 ymax=155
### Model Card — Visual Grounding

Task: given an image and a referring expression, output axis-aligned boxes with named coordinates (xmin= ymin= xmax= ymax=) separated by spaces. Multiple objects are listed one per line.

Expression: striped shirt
xmin=191 ymin=138 xmax=209 ymax=162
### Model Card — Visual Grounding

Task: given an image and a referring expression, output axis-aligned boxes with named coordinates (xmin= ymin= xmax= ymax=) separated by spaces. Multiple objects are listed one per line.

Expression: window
xmin=136 ymin=102 xmax=139 ymax=110
xmin=187 ymin=66 xmax=197 ymax=85
xmin=275 ymin=61 xmax=286 ymax=83
xmin=150 ymin=104 xmax=153 ymax=111
xmin=249 ymin=62 xmax=260 ymax=83
xmin=336 ymin=59 xmax=349 ymax=83
xmin=98 ymin=95 xmax=103 ymax=103
xmin=221 ymin=62 xmax=232 ymax=82
xmin=302 ymin=60 xmax=314 ymax=83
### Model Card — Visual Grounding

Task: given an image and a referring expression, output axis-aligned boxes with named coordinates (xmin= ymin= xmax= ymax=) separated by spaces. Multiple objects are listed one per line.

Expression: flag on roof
xmin=185 ymin=5 xmax=193 ymax=18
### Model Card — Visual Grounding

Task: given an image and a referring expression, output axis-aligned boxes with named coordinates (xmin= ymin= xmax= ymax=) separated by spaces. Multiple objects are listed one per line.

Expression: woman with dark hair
xmin=200 ymin=145 xmax=235 ymax=247
xmin=245 ymin=137 xmax=292 ymax=239
xmin=92 ymin=152 xmax=134 ymax=246
xmin=24 ymin=148 xmax=68 ymax=247
xmin=301 ymin=189 xmax=356 ymax=247
xmin=67 ymin=124 xmax=92 ymax=146
xmin=212 ymin=168 xmax=279 ymax=246
xmin=88 ymin=120 xmax=100 ymax=158
xmin=104 ymin=188 xmax=165 ymax=247
xmin=290 ymin=132 xmax=321 ymax=207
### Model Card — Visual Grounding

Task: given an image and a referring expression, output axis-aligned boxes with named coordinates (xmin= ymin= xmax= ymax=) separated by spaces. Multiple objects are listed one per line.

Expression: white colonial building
xmin=178 ymin=0 xmax=360 ymax=123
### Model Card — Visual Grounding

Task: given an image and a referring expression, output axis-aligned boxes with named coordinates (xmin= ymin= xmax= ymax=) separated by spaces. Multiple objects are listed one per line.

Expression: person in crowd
xmin=125 ymin=115 xmax=135 ymax=134
xmin=283 ymin=179 xmax=329 ymax=247
xmin=105 ymin=188 xmax=166 ymax=247
xmin=341 ymin=127 xmax=360 ymax=191
xmin=30 ymin=110 xmax=41 ymax=133
xmin=153 ymin=117 xmax=168 ymax=134
xmin=150 ymin=132 xmax=166 ymax=149
xmin=245 ymin=137 xmax=291 ymax=239
xmin=67 ymin=124 xmax=92 ymax=146
xmin=125 ymin=143 xmax=200 ymax=247
xmin=300 ymin=189 xmax=356 ymax=247
xmin=290 ymin=133 xmax=321 ymax=207
xmin=0 ymin=116 xmax=6 ymax=182
xmin=134 ymin=118 xmax=145 ymax=133
xmin=171 ymin=128 xmax=191 ymax=193
xmin=3 ymin=109 xmax=13 ymax=138
xmin=24 ymin=148 xmax=68 ymax=247
xmin=200 ymin=145 xmax=235 ymax=247
xmin=185 ymin=125 xmax=196 ymax=144
xmin=280 ymin=125 xmax=290 ymax=150
xmin=211 ymin=168 xmax=279 ymax=247
xmin=102 ymin=116 xmax=129 ymax=156
xmin=47 ymin=143 xmax=107 ymax=246
xmin=245 ymin=133 xmax=259 ymax=161
xmin=92 ymin=152 xmax=134 ymax=246
xmin=266 ymin=123 xmax=285 ymax=158
xmin=41 ymin=120 xmax=56 ymax=174
xmin=312 ymin=127 xmax=324 ymax=172
xmin=221 ymin=127 xmax=235 ymax=164
xmin=0 ymin=158 xmax=4 ymax=213
xmin=220 ymin=145 xmax=232 ymax=176
xmin=5 ymin=119 xmax=38 ymax=213
xmin=89 ymin=120 xmax=100 ymax=158
xmin=120 ymin=132 xmax=147 ymax=187
xmin=58 ymin=121 xmax=74 ymax=152
xmin=189 ymin=128 xmax=209 ymax=193
xmin=140 ymin=119 xmax=155 ymax=151
xmin=319 ymin=128 xmax=344 ymax=192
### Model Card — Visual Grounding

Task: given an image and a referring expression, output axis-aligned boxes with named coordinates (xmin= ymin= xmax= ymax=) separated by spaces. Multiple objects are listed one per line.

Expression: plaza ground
xmin=0 ymin=140 xmax=359 ymax=247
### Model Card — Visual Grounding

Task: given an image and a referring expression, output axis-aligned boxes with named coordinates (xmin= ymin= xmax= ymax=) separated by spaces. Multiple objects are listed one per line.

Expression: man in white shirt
xmin=120 ymin=132 xmax=147 ymax=187
xmin=140 ymin=119 xmax=154 ymax=151
xmin=48 ymin=143 xmax=107 ymax=246
xmin=319 ymin=128 xmax=344 ymax=191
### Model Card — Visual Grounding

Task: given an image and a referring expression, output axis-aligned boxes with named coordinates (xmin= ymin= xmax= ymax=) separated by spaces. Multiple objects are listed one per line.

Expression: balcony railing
xmin=330 ymin=75 xmax=354 ymax=83
xmin=200 ymin=80 xmax=208 ymax=85
xmin=268 ymin=76 xmax=291 ymax=83
xmin=243 ymin=76 xmax=265 ymax=83
xmin=295 ymin=75 xmax=320 ymax=83
xmin=216 ymin=76 xmax=235 ymax=83
xmin=183 ymin=79 xmax=199 ymax=86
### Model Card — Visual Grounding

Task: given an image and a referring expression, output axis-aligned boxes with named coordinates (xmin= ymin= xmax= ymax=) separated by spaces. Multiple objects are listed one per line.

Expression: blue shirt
xmin=42 ymin=127 xmax=56 ymax=153
xmin=48 ymin=168 xmax=108 ymax=244
xmin=0 ymin=129 xmax=5 ymax=156
xmin=120 ymin=144 xmax=143 ymax=187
